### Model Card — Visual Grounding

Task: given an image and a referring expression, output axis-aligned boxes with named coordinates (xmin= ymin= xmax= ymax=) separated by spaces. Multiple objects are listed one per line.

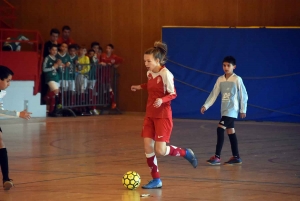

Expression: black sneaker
xmin=224 ymin=157 xmax=242 ymax=165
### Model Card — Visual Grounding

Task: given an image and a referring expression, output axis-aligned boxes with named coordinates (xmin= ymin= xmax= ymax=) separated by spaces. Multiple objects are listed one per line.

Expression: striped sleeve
xmin=43 ymin=57 xmax=53 ymax=72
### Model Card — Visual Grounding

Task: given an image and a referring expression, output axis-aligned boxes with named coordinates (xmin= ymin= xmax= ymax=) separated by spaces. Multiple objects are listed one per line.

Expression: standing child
xmin=43 ymin=44 xmax=61 ymax=116
xmin=100 ymin=44 xmax=123 ymax=109
xmin=87 ymin=49 xmax=99 ymax=115
xmin=68 ymin=44 xmax=79 ymax=106
xmin=131 ymin=41 xmax=198 ymax=189
xmin=91 ymin=42 xmax=102 ymax=62
xmin=201 ymin=56 xmax=248 ymax=165
xmin=75 ymin=46 xmax=90 ymax=114
xmin=56 ymin=43 xmax=72 ymax=106
xmin=0 ymin=65 xmax=32 ymax=190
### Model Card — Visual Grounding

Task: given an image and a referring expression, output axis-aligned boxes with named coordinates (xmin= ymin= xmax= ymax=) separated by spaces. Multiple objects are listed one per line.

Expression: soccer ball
xmin=122 ymin=171 xmax=141 ymax=190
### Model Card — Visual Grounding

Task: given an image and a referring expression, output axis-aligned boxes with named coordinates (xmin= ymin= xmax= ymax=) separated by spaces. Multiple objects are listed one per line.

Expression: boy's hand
xmin=200 ymin=106 xmax=206 ymax=114
xmin=131 ymin=85 xmax=141 ymax=91
xmin=153 ymin=98 xmax=163 ymax=108
xmin=19 ymin=110 xmax=32 ymax=120
xmin=53 ymin=63 xmax=59 ymax=69
xmin=100 ymin=62 xmax=107 ymax=66
xmin=65 ymin=62 xmax=71 ymax=67
xmin=240 ymin=113 xmax=246 ymax=118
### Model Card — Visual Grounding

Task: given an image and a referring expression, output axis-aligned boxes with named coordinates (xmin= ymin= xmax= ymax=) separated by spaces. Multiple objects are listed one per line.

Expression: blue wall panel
xmin=162 ymin=27 xmax=300 ymax=123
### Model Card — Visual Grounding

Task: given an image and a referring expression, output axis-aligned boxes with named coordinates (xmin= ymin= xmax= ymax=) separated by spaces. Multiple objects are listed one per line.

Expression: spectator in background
xmin=2 ymin=35 xmax=30 ymax=51
xmin=41 ymin=28 xmax=60 ymax=104
xmin=43 ymin=44 xmax=61 ymax=117
xmin=90 ymin=42 xmax=102 ymax=62
xmin=75 ymin=46 xmax=90 ymax=115
xmin=56 ymin=43 xmax=72 ymax=106
xmin=87 ymin=49 xmax=99 ymax=115
xmin=68 ymin=44 xmax=79 ymax=106
xmin=100 ymin=44 xmax=123 ymax=109
xmin=43 ymin=28 xmax=60 ymax=58
xmin=57 ymin=25 xmax=75 ymax=45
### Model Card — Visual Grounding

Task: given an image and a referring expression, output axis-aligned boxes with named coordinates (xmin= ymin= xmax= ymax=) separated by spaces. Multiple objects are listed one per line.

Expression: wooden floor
xmin=0 ymin=113 xmax=299 ymax=201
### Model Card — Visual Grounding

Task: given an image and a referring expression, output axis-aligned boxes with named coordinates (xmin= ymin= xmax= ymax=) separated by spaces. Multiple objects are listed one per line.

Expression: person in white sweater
xmin=201 ymin=56 xmax=248 ymax=165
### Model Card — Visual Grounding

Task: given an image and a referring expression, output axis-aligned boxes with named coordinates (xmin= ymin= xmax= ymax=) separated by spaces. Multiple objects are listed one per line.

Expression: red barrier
xmin=0 ymin=28 xmax=44 ymax=95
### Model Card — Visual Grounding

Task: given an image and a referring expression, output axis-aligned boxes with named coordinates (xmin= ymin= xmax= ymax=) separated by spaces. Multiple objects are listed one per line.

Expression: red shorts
xmin=141 ymin=117 xmax=173 ymax=143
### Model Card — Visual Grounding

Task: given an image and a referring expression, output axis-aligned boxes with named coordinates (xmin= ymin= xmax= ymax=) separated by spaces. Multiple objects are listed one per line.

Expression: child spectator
xmin=2 ymin=35 xmax=30 ymax=51
xmin=68 ymin=44 xmax=79 ymax=105
xmin=43 ymin=28 xmax=60 ymax=58
xmin=57 ymin=25 xmax=75 ymax=45
xmin=41 ymin=28 xmax=60 ymax=104
xmin=75 ymin=46 xmax=90 ymax=115
xmin=43 ymin=44 xmax=61 ymax=116
xmin=87 ymin=49 xmax=99 ymax=115
xmin=100 ymin=44 xmax=123 ymax=109
xmin=56 ymin=43 xmax=72 ymax=106
xmin=91 ymin=42 xmax=102 ymax=62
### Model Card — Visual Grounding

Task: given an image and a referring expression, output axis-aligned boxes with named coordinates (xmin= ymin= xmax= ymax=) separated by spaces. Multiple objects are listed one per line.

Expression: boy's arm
xmin=238 ymin=77 xmax=248 ymax=113
xmin=203 ymin=78 xmax=221 ymax=110
xmin=0 ymin=109 xmax=19 ymax=117
xmin=43 ymin=57 xmax=54 ymax=72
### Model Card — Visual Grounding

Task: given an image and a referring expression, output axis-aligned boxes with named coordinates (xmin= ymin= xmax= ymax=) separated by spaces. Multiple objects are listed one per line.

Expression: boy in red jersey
xmin=131 ymin=41 xmax=198 ymax=189
xmin=100 ymin=44 xmax=123 ymax=109
xmin=57 ymin=25 xmax=75 ymax=45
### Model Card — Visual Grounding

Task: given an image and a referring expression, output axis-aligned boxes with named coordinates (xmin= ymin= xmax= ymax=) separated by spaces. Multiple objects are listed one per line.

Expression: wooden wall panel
xmin=111 ymin=0 xmax=143 ymax=111
xmin=6 ymin=0 xmax=300 ymax=112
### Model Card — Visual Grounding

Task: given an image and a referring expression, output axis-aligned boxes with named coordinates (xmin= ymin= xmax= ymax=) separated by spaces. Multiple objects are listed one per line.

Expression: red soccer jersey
xmin=57 ymin=37 xmax=75 ymax=45
xmin=141 ymin=66 xmax=177 ymax=118
xmin=100 ymin=53 xmax=123 ymax=65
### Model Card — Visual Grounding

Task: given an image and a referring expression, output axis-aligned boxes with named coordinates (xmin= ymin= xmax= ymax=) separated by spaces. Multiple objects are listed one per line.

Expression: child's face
xmin=106 ymin=46 xmax=113 ymax=54
xmin=88 ymin=51 xmax=95 ymax=58
xmin=50 ymin=33 xmax=59 ymax=43
xmin=60 ymin=43 xmax=68 ymax=53
xmin=144 ymin=54 xmax=160 ymax=72
xmin=223 ymin=62 xmax=236 ymax=75
xmin=79 ymin=48 xmax=87 ymax=56
xmin=62 ymin=29 xmax=70 ymax=38
xmin=0 ymin=75 xmax=12 ymax=90
xmin=69 ymin=48 xmax=77 ymax=56
xmin=92 ymin=45 xmax=99 ymax=53
xmin=50 ymin=47 xmax=58 ymax=56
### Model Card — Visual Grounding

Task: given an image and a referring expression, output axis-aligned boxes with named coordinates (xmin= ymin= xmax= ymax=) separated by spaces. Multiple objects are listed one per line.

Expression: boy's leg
xmin=225 ymin=118 xmax=242 ymax=165
xmin=0 ymin=129 xmax=13 ymax=190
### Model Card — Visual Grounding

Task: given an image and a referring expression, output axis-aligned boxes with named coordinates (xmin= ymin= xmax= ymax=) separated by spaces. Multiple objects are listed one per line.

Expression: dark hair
xmin=0 ymin=65 xmax=14 ymax=80
xmin=99 ymin=46 xmax=103 ymax=52
xmin=144 ymin=41 xmax=167 ymax=65
xmin=107 ymin=44 xmax=114 ymax=49
xmin=223 ymin=56 xmax=236 ymax=66
xmin=49 ymin=44 xmax=58 ymax=50
xmin=88 ymin=49 xmax=95 ymax=54
xmin=50 ymin=28 xmax=60 ymax=35
xmin=68 ymin=44 xmax=78 ymax=50
xmin=91 ymin=42 xmax=100 ymax=48
xmin=62 ymin=25 xmax=71 ymax=31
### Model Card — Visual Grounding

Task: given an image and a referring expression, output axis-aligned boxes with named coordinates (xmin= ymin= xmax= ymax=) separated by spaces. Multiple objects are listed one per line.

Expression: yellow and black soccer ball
xmin=122 ymin=171 xmax=141 ymax=190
